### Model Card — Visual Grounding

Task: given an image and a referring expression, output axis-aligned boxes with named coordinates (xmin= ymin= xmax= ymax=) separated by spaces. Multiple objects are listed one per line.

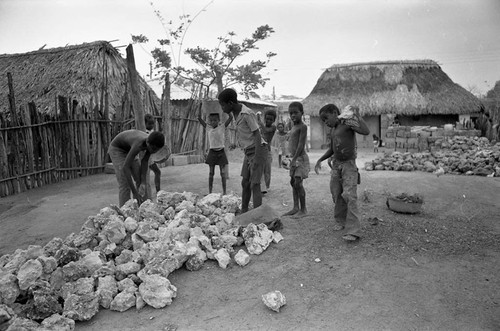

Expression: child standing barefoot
xmin=198 ymin=112 xmax=233 ymax=195
xmin=275 ymin=123 xmax=289 ymax=168
xmin=314 ymin=104 xmax=370 ymax=242
xmin=282 ymin=102 xmax=309 ymax=218
xmin=257 ymin=110 xmax=277 ymax=194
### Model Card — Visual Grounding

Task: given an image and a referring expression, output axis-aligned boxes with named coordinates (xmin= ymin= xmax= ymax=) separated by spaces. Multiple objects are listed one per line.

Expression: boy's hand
xmin=314 ymin=161 xmax=322 ymax=174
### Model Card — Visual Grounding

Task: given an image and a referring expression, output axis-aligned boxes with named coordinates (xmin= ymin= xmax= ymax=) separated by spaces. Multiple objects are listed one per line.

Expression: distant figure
xmin=257 ymin=109 xmax=277 ymax=194
xmin=372 ymin=134 xmax=380 ymax=153
xmin=197 ymin=112 xmax=233 ymax=195
xmin=108 ymin=130 xmax=165 ymax=206
xmin=314 ymin=104 xmax=369 ymax=242
xmin=282 ymin=101 xmax=309 ymax=218
xmin=218 ymin=88 xmax=266 ymax=213
xmin=275 ymin=123 xmax=289 ymax=168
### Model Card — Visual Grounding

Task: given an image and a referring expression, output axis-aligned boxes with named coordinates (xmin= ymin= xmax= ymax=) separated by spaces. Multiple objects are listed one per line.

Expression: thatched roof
xmin=302 ymin=60 xmax=482 ymax=117
xmin=0 ymin=41 xmax=159 ymax=116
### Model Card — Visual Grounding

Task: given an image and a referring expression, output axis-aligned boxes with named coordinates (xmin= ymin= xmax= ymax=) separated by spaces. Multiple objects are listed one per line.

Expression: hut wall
xmin=398 ymin=114 xmax=459 ymax=127
xmin=310 ymin=117 xmax=325 ymax=149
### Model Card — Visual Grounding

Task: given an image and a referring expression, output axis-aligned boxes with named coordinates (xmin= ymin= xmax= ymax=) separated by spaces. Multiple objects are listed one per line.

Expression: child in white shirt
xmin=198 ymin=112 xmax=233 ymax=195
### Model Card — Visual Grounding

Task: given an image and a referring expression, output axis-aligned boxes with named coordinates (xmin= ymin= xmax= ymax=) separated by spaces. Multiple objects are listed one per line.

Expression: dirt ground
xmin=1 ymin=148 xmax=499 ymax=331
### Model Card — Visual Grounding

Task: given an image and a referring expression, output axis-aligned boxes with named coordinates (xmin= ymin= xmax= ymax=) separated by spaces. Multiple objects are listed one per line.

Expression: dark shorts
xmin=241 ymin=145 xmax=266 ymax=185
xmin=205 ymin=148 xmax=228 ymax=166
xmin=290 ymin=154 xmax=310 ymax=179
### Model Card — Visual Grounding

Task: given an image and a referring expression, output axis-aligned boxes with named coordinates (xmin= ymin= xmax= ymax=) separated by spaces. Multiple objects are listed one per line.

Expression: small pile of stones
xmin=0 ymin=192 xmax=283 ymax=330
xmin=365 ymin=136 xmax=500 ymax=176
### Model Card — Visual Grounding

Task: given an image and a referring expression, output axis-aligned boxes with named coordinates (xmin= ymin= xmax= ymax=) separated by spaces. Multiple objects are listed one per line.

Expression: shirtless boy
xmin=283 ymin=101 xmax=309 ymax=218
xmin=108 ymin=129 xmax=165 ymax=206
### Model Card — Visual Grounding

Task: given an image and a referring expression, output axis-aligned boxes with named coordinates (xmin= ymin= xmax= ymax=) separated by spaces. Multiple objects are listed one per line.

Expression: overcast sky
xmin=1 ymin=0 xmax=499 ymax=98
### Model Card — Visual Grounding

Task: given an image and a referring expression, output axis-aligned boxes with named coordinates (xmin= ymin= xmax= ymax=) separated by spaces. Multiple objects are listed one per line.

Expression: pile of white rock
xmin=365 ymin=136 xmax=500 ymax=177
xmin=0 ymin=192 xmax=283 ymax=330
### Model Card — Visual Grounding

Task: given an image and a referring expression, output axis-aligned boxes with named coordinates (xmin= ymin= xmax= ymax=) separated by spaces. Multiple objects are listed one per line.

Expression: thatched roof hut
xmin=0 ymin=41 xmax=159 ymax=117
xmin=302 ymin=60 xmax=482 ymax=116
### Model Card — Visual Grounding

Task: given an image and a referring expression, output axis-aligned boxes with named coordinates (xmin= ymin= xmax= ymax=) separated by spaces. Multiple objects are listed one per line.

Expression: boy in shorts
xmin=197 ymin=112 xmax=233 ymax=195
xmin=283 ymin=102 xmax=309 ymax=218
xmin=218 ymin=88 xmax=267 ymax=213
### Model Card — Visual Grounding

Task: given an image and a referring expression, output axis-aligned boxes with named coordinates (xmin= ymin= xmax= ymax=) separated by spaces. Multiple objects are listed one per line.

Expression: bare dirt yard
xmin=1 ymin=148 xmax=499 ymax=330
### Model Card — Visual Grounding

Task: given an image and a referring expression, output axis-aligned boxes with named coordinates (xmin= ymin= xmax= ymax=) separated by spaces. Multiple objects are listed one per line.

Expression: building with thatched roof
xmin=302 ymin=60 xmax=483 ymax=149
xmin=0 ymin=41 xmax=159 ymax=121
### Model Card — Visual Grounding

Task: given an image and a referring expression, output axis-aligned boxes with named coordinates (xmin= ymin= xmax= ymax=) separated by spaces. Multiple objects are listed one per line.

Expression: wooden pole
xmin=126 ymin=44 xmax=145 ymax=131
xmin=162 ymin=73 xmax=172 ymax=154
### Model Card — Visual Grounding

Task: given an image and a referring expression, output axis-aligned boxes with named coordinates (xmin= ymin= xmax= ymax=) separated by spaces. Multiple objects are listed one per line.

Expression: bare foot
xmin=292 ymin=210 xmax=308 ymax=218
xmin=282 ymin=208 xmax=299 ymax=216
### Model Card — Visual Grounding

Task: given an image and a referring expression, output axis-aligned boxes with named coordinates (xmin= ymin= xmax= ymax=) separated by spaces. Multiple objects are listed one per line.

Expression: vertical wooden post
xmin=162 ymin=73 xmax=172 ymax=154
xmin=126 ymin=44 xmax=145 ymax=132
xmin=7 ymin=73 xmax=22 ymax=193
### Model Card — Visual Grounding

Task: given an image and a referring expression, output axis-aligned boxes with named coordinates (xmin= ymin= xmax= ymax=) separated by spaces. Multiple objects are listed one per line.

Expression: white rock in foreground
xmin=234 ymin=250 xmax=250 ymax=267
xmin=138 ymin=274 xmax=177 ymax=308
xmin=262 ymin=290 xmax=286 ymax=312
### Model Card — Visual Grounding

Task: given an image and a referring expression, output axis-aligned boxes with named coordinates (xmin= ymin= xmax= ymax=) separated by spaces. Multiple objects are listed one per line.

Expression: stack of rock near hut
xmin=480 ymin=80 xmax=500 ymax=142
xmin=0 ymin=40 xmax=160 ymax=123
xmin=302 ymin=60 xmax=483 ymax=149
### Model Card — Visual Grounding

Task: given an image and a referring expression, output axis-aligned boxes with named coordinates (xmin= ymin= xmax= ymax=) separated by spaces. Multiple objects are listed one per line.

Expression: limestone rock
xmin=0 ymin=271 xmax=20 ymax=305
xmin=0 ymin=304 xmax=16 ymax=329
xmin=37 ymin=256 xmax=58 ymax=275
xmin=117 ymin=278 xmax=137 ymax=293
xmin=110 ymin=291 xmax=136 ymax=312
xmin=135 ymin=223 xmax=158 ymax=243
xmin=17 ymin=259 xmax=43 ymax=291
xmin=63 ymin=293 xmax=99 ymax=321
xmin=79 ymin=251 xmax=105 ymax=276
xmin=138 ymin=275 xmax=177 ymax=309
xmin=61 ymin=277 xmax=95 ymax=300
xmin=101 ymin=216 xmax=127 ymax=244
xmin=135 ymin=291 xmax=146 ymax=310
xmin=40 ymin=313 xmax=75 ymax=331
xmin=93 ymin=261 xmax=116 ymax=278
xmin=2 ymin=249 xmax=28 ymax=274
xmin=272 ymin=231 xmax=284 ymax=244
xmin=26 ymin=245 xmax=44 ymax=260
xmin=124 ymin=217 xmax=138 ymax=233
xmin=116 ymin=262 xmax=141 ymax=280
xmin=234 ymin=250 xmax=250 ymax=267
xmin=242 ymin=223 xmax=274 ymax=255
xmin=214 ymin=248 xmax=231 ymax=269
xmin=26 ymin=281 xmax=63 ymax=320
xmin=4 ymin=316 xmax=40 ymax=330
xmin=262 ymin=290 xmax=286 ymax=312
xmin=62 ymin=261 xmax=90 ymax=282
xmin=97 ymin=275 xmax=118 ymax=309
xmin=54 ymin=245 xmax=80 ymax=267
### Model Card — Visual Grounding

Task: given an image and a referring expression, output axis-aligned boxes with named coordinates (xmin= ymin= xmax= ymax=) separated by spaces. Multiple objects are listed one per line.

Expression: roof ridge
xmin=327 ymin=59 xmax=439 ymax=70
xmin=0 ymin=40 xmax=114 ymax=58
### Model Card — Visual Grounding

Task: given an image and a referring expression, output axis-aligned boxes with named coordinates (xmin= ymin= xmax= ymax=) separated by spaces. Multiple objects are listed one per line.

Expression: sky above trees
xmin=0 ymin=0 xmax=499 ymax=98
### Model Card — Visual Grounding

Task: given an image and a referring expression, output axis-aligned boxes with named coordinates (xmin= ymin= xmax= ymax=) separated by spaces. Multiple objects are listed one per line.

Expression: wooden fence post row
xmin=0 ymin=97 xmax=113 ymax=197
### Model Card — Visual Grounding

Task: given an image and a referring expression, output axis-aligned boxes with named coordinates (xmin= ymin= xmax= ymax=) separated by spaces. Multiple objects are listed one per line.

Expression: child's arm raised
xmin=349 ymin=106 xmax=370 ymax=135
xmin=197 ymin=115 xmax=207 ymax=128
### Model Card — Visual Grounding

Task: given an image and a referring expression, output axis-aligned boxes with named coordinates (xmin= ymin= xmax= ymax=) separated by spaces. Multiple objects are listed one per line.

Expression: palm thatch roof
xmin=0 ymin=41 xmax=159 ymax=116
xmin=302 ymin=60 xmax=482 ymax=117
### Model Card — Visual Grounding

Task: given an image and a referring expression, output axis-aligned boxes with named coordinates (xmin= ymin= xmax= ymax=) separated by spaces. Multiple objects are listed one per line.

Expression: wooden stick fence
xmin=0 ymin=95 xmax=208 ymax=197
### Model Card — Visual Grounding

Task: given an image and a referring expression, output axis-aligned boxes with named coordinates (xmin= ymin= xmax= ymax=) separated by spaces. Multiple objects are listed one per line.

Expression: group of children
xmin=108 ymin=88 xmax=370 ymax=242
